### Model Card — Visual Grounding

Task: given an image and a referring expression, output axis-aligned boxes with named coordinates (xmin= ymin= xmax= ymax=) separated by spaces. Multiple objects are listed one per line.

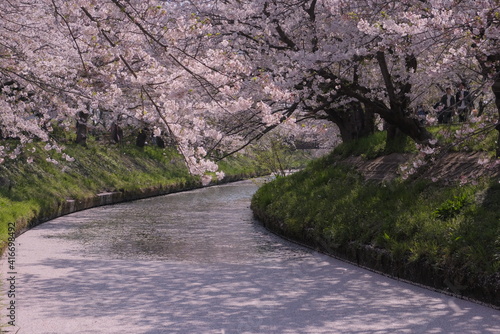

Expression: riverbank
xmin=0 ymin=143 xmax=190 ymax=247
xmin=251 ymin=150 xmax=500 ymax=308
xmin=0 ymin=139 xmax=312 ymax=254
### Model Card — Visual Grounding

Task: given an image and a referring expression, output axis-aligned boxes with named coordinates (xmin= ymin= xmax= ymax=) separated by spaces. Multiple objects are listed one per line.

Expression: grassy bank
xmin=0 ymin=140 xmax=194 ymax=251
xmin=251 ymin=133 xmax=500 ymax=307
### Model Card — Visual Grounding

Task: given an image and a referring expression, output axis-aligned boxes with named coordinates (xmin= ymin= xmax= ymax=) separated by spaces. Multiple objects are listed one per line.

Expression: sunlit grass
xmin=332 ymin=124 xmax=498 ymax=159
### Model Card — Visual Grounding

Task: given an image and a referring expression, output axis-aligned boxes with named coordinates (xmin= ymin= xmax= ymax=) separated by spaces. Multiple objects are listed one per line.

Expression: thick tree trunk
xmin=374 ymin=50 xmax=433 ymax=145
xmin=476 ymin=52 xmax=500 ymax=157
xmin=325 ymin=102 xmax=374 ymax=142
xmin=75 ymin=111 xmax=89 ymax=145
xmin=335 ymin=115 xmax=363 ymax=142
xmin=385 ymin=123 xmax=408 ymax=151
xmin=111 ymin=122 xmax=123 ymax=143
xmin=154 ymin=136 xmax=165 ymax=148
xmin=362 ymin=105 xmax=376 ymax=138
xmin=395 ymin=116 xmax=432 ymax=143
xmin=373 ymin=104 xmax=433 ymax=144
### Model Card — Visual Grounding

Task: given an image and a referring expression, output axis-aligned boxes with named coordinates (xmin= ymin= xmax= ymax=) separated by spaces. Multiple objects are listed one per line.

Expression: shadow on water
xmin=21 ymin=255 xmax=500 ymax=334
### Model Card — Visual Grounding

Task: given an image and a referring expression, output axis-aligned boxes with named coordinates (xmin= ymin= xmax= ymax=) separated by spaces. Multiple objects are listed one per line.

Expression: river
xmin=2 ymin=179 xmax=499 ymax=333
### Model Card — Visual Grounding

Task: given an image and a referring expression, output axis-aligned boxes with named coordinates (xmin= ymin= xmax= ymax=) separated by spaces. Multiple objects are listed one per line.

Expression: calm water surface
xmin=56 ymin=179 xmax=310 ymax=263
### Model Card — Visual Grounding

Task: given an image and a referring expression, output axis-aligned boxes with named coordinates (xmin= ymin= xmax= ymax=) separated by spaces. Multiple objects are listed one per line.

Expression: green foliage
xmin=251 ymin=139 xmax=313 ymax=176
xmin=333 ymin=131 xmax=386 ymax=158
xmin=333 ymin=131 xmax=417 ymax=159
xmin=252 ymin=151 xmax=500 ymax=277
xmin=428 ymin=123 xmax=498 ymax=152
xmin=217 ymin=153 xmax=265 ymax=178
xmin=217 ymin=141 xmax=314 ymax=179
xmin=333 ymin=124 xmax=498 ymax=160
xmin=433 ymin=193 xmax=470 ymax=220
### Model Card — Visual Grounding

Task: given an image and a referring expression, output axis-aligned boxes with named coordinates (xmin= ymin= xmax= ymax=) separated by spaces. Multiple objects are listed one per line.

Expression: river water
xmin=64 ymin=179 xmax=309 ymax=264
xmin=2 ymin=179 xmax=500 ymax=333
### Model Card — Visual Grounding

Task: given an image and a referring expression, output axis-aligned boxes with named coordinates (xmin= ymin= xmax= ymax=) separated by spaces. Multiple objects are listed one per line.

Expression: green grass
xmin=332 ymin=124 xmax=499 ymax=159
xmin=332 ymin=131 xmax=418 ymax=159
xmin=2 ymin=141 xmax=192 ymax=199
xmin=217 ymin=153 xmax=264 ymax=178
xmin=253 ymin=156 xmax=500 ymax=274
xmin=428 ymin=123 xmax=498 ymax=153
xmin=217 ymin=144 xmax=315 ymax=178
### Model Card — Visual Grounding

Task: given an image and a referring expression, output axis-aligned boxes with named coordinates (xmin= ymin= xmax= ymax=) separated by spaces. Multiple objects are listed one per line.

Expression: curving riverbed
xmin=2 ymin=179 xmax=499 ymax=333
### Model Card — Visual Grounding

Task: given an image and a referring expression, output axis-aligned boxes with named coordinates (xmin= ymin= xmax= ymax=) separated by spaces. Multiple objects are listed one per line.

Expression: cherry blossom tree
xmin=1 ymin=0 xmax=499 ymax=178
xmin=439 ymin=0 xmax=500 ymax=157
xmin=0 ymin=0 xmax=265 ymax=176
xmin=192 ymin=0 xmax=439 ymax=145
xmin=195 ymin=0 xmax=500 ymax=150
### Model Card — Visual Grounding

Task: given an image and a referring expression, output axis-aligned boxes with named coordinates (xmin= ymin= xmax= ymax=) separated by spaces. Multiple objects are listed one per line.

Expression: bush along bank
xmin=251 ymin=153 xmax=500 ymax=308
xmin=0 ymin=139 xmax=275 ymax=255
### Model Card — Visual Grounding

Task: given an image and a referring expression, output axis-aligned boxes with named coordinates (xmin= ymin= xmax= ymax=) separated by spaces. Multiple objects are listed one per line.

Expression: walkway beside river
xmin=2 ymin=180 xmax=499 ymax=333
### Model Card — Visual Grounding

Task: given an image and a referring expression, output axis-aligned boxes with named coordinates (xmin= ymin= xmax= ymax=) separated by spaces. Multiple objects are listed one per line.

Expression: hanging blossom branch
xmin=141 ymin=85 xmax=191 ymax=168
xmin=51 ymin=0 xmax=88 ymax=73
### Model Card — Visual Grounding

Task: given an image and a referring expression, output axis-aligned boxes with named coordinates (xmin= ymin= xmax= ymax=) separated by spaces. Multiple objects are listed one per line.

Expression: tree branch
xmin=51 ymin=0 xmax=88 ymax=73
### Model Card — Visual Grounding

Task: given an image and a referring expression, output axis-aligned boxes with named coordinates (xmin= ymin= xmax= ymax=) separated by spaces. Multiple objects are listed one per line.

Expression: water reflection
xmin=54 ymin=179 xmax=311 ymax=263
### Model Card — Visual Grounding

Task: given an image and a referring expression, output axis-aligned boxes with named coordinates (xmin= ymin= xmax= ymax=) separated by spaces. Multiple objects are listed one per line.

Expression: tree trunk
xmin=361 ymin=105 xmax=376 ymax=138
xmin=75 ymin=111 xmax=89 ymax=145
xmin=374 ymin=50 xmax=433 ymax=145
xmin=372 ymin=104 xmax=433 ymax=144
xmin=385 ymin=123 xmax=408 ymax=152
xmin=476 ymin=52 xmax=500 ymax=157
xmin=111 ymin=122 xmax=123 ymax=143
xmin=325 ymin=102 xmax=374 ymax=142
xmin=154 ymin=136 xmax=165 ymax=148
xmin=136 ymin=128 xmax=147 ymax=147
